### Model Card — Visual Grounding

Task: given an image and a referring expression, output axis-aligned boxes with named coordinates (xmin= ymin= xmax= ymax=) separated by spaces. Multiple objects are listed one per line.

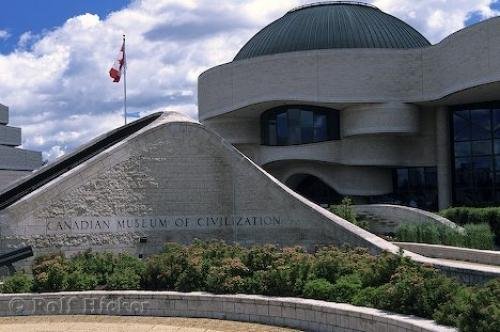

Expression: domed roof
xmin=234 ymin=1 xmax=430 ymax=61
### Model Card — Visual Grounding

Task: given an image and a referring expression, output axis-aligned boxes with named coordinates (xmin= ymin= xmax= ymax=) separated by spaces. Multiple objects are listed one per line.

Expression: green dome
xmin=234 ymin=1 xmax=430 ymax=61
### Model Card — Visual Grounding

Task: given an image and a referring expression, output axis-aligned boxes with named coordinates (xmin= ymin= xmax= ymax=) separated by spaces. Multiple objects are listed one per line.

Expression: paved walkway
xmin=0 ymin=316 xmax=301 ymax=331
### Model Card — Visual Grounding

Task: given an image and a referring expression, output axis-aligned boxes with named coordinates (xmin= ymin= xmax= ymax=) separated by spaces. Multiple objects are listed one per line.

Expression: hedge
xmin=395 ymin=222 xmax=495 ymax=250
xmin=440 ymin=207 xmax=500 ymax=246
xmin=1 ymin=242 xmax=498 ymax=332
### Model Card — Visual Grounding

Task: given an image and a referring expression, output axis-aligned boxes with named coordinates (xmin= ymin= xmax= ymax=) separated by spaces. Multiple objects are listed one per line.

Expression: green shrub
xmin=13 ymin=242 xmax=500 ymax=331
xmin=1 ymin=272 xmax=33 ymax=293
xmin=433 ymin=286 xmax=473 ymax=327
xmin=142 ymin=251 xmax=187 ymax=290
xmin=303 ymin=278 xmax=334 ymax=300
xmin=330 ymin=197 xmax=369 ymax=228
xmin=65 ymin=271 xmax=98 ymax=291
xmin=440 ymin=207 xmax=500 ymax=245
xmin=32 ymin=253 xmax=69 ymax=292
xmin=374 ymin=264 xmax=457 ymax=318
xmin=463 ymin=223 xmax=495 ymax=250
xmin=395 ymin=222 xmax=495 ymax=250
xmin=330 ymin=274 xmax=362 ymax=303
xmin=457 ymin=279 xmax=500 ymax=332
xmin=107 ymin=269 xmax=142 ymax=290
xmin=351 ymin=286 xmax=382 ymax=307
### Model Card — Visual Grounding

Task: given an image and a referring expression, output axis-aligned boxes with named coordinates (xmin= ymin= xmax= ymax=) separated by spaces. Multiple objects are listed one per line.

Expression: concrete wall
xmin=0 ymin=145 xmax=42 ymax=171
xmin=265 ymin=161 xmax=393 ymax=196
xmin=0 ymin=291 xmax=456 ymax=332
xmin=341 ymin=103 xmax=419 ymax=137
xmin=0 ymin=104 xmax=7 ymax=125
xmin=0 ymin=170 xmax=31 ymax=191
xmin=354 ymin=204 xmax=461 ymax=235
xmin=394 ymin=242 xmax=500 ymax=266
xmin=0 ymin=126 xmax=21 ymax=146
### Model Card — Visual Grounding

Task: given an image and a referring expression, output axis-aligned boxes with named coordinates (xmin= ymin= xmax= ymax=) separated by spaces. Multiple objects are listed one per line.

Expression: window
xmin=392 ymin=167 xmax=438 ymax=210
xmin=451 ymin=103 xmax=500 ymax=206
xmin=261 ymin=106 xmax=340 ymax=146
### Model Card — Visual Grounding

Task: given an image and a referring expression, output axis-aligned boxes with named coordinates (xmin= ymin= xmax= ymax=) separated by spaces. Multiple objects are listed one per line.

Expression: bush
xmin=395 ymin=222 xmax=495 ymax=250
xmin=330 ymin=274 xmax=362 ymax=303
xmin=8 ymin=242 xmax=500 ymax=331
xmin=107 ymin=269 xmax=142 ymax=290
xmin=463 ymin=223 xmax=495 ymax=250
xmin=457 ymin=279 xmax=500 ymax=332
xmin=440 ymin=207 xmax=500 ymax=245
xmin=303 ymin=278 xmax=334 ymax=300
xmin=65 ymin=270 xmax=98 ymax=291
xmin=330 ymin=197 xmax=368 ymax=229
xmin=32 ymin=253 xmax=69 ymax=292
xmin=1 ymin=273 xmax=33 ymax=293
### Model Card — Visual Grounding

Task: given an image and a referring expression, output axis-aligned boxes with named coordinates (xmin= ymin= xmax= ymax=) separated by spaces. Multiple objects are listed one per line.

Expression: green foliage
xmin=303 ymin=278 xmax=334 ymax=300
xmin=8 ymin=242 xmax=500 ymax=331
xmin=107 ymin=269 xmax=142 ymax=290
xmin=32 ymin=253 xmax=69 ymax=292
xmin=329 ymin=197 xmax=368 ymax=229
xmin=457 ymin=279 xmax=500 ymax=332
xmin=1 ymin=272 xmax=33 ymax=293
xmin=65 ymin=271 xmax=98 ymax=291
xmin=330 ymin=274 xmax=362 ymax=303
xmin=463 ymin=223 xmax=495 ymax=250
xmin=395 ymin=222 xmax=495 ymax=250
xmin=440 ymin=207 xmax=500 ymax=245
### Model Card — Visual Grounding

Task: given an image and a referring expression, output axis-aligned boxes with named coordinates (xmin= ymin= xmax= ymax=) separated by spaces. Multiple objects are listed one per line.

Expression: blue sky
xmin=0 ymin=0 xmax=499 ymax=160
xmin=0 ymin=1 xmax=130 ymax=53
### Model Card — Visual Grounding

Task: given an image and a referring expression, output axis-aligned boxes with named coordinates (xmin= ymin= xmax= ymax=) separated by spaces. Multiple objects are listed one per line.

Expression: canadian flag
xmin=109 ymin=38 xmax=125 ymax=82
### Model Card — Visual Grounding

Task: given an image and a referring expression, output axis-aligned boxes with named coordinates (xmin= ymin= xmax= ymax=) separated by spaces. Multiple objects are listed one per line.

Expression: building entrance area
xmin=286 ymin=174 xmax=342 ymax=206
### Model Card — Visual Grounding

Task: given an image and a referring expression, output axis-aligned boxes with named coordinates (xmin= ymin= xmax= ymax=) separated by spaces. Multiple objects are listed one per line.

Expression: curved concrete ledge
xmin=395 ymin=242 xmax=500 ymax=266
xmin=354 ymin=204 xmax=462 ymax=235
xmin=0 ymin=291 xmax=456 ymax=332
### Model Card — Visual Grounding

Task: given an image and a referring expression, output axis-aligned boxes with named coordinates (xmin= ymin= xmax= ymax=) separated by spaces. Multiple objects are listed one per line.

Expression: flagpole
xmin=123 ymin=34 xmax=127 ymax=125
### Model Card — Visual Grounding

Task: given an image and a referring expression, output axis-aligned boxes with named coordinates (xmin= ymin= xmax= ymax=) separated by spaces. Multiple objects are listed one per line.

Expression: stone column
xmin=436 ymin=107 xmax=452 ymax=209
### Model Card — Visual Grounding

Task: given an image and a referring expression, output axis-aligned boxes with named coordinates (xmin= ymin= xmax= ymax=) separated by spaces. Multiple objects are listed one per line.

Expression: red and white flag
xmin=109 ymin=38 xmax=125 ymax=82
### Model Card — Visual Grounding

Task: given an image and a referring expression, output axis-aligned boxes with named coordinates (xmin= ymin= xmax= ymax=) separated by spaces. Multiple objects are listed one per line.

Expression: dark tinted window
xmin=261 ymin=105 xmax=340 ymax=146
xmin=392 ymin=167 xmax=438 ymax=210
xmin=451 ymin=103 xmax=500 ymax=206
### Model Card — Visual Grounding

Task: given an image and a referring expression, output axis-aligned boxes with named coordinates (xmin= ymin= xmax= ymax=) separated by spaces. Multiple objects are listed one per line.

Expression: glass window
xmin=313 ymin=113 xmax=327 ymax=142
xmin=451 ymin=103 xmax=500 ymax=206
xmin=301 ymin=110 xmax=314 ymax=143
xmin=494 ymin=109 xmax=500 ymax=138
xmin=261 ymin=105 xmax=340 ymax=146
xmin=276 ymin=112 xmax=288 ymax=145
xmin=471 ymin=141 xmax=491 ymax=156
xmin=393 ymin=167 xmax=438 ymax=210
xmin=454 ymin=142 xmax=470 ymax=157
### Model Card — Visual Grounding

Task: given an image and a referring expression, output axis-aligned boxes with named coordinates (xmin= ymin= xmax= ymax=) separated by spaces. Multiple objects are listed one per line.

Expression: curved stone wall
xmin=341 ymin=103 xmax=419 ymax=137
xmin=354 ymin=204 xmax=461 ymax=235
xmin=0 ymin=291 xmax=456 ymax=332
xmin=198 ymin=17 xmax=500 ymax=121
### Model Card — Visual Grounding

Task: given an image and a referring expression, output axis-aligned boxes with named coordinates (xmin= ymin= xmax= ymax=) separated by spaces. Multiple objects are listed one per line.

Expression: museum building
xmin=198 ymin=1 xmax=500 ymax=211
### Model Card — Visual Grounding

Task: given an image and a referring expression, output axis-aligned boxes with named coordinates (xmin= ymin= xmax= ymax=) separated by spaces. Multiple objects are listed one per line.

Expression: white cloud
xmin=0 ymin=30 xmax=10 ymax=40
xmin=0 ymin=0 xmax=497 ymax=160
xmin=373 ymin=0 xmax=499 ymax=43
